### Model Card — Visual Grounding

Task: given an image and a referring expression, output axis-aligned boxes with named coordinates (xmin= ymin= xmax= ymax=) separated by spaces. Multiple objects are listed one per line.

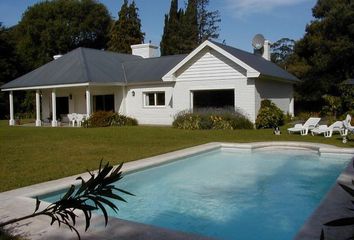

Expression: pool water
xmin=41 ymin=148 xmax=352 ymax=240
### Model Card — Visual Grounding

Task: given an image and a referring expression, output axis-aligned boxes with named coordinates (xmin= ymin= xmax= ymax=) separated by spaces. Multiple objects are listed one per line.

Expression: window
xmin=93 ymin=95 xmax=114 ymax=112
xmin=144 ymin=92 xmax=165 ymax=107
xmin=193 ymin=89 xmax=234 ymax=109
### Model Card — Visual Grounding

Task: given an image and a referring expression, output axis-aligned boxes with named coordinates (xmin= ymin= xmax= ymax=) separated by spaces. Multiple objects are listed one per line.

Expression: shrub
xmin=173 ymin=108 xmax=253 ymax=130
xmin=228 ymin=116 xmax=254 ymax=129
xmin=110 ymin=113 xmax=138 ymax=126
xmin=296 ymin=111 xmax=320 ymax=121
xmin=172 ymin=111 xmax=200 ymax=130
xmin=84 ymin=111 xmax=138 ymax=128
xmin=199 ymin=115 xmax=213 ymax=129
xmin=256 ymin=100 xmax=284 ymax=129
xmin=284 ymin=112 xmax=294 ymax=124
xmin=210 ymin=115 xmax=233 ymax=130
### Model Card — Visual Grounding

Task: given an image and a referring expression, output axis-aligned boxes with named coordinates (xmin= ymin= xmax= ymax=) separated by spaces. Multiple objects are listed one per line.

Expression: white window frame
xmin=143 ymin=92 xmax=166 ymax=108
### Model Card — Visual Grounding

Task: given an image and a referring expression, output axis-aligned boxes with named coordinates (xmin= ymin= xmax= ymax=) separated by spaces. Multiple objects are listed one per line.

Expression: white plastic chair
xmin=311 ymin=121 xmax=343 ymax=138
xmin=288 ymin=117 xmax=321 ymax=135
xmin=67 ymin=113 xmax=76 ymax=127
xmin=76 ymin=114 xmax=85 ymax=127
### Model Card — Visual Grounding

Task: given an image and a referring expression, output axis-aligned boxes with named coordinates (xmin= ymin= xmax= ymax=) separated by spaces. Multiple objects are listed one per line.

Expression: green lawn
xmin=0 ymin=120 xmax=352 ymax=192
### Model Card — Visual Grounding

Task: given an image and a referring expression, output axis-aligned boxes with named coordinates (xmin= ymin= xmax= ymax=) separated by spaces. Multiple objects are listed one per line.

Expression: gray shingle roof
xmin=211 ymin=41 xmax=299 ymax=82
xmin=2 ymin=40 xmax=299 ymax=90
xmin=1 ymin=48 xmax=141 ymax=89
xmin=123 ymin=54 xmax=187 ymax=83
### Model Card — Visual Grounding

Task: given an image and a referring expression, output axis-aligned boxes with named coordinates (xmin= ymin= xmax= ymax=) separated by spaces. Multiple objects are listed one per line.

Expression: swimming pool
xmin=41 ymin=148 xmax=352 ymax=240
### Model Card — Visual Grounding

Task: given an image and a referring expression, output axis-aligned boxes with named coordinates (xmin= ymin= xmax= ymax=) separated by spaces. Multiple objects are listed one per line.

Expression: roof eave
xmin=258 ymin=74 xmax=301 ymax=84
xmin=1 ymin=82 xmax=126 ymax=91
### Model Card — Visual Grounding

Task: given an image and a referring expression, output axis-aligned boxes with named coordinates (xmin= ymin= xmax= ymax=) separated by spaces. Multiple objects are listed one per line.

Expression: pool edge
xmin=1 ymin=141 xmax=353 ymax=240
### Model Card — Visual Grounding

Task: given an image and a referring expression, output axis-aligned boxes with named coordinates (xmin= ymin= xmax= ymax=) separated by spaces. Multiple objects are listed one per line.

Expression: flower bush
xmin=255 ymin=99 xmax=284 ymax=129
xmin=172 ymin=112 xmax=201 ymax=130
xmin=84 ymin=111 xmax=138 ymax=128
xmin=173 ymin=108 xmax=253 ymax=130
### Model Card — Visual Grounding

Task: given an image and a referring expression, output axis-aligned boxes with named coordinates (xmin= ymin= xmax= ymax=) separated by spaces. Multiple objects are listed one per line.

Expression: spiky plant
xmin=0 ymin=161 xmax=133 ymax=239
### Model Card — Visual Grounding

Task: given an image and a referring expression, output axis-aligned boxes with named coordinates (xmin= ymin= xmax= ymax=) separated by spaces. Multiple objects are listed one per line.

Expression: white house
xmin=1 ymin=40 xmax=299 ymax=126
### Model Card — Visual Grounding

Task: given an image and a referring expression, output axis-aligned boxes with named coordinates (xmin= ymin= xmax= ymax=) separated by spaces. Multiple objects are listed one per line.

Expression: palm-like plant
xmin=0 ymin=161 xmax=133 ymax=239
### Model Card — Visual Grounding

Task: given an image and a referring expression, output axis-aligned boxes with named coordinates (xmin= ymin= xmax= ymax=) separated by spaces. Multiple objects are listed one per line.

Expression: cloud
xmin=225 ymin=0 xmax=309 ymax=17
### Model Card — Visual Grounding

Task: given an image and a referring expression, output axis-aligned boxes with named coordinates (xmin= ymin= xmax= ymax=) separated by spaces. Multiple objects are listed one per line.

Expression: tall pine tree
xmin=108 ymin=0 xmax=145 ymax=53
xmin=160 ymin=0 xmax=220 ymax=56
xmin=197 ymin=0 xmax=220 ymax=43
xmin=160 ymin=0 xmax=183 ymax=55
xmin=182 ymin=0 xmax=198 ymax=52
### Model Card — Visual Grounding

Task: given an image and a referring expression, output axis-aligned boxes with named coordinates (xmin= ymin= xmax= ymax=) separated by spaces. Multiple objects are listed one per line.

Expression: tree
xmin=15 ymin=0 xmax=111 ymax=69
xmin=108 ymin=0 xmax=145 ymax=53
xmin=160 ymin=0 xmax=220 ymax=55
xmin=270 ymin=38 xmax=295 ymax=69
xmin=0 ymin=23 xmax=27 ymax=119
xmin=288 ymin=0 xmax=354 ymax=103
xmin=181 ymin=0 xmax=199 ymax=52
xmin=196 ymin=0 xmax=220 ymax=43
xmin=160 ymin=0 xmax=184 ymax=55
xmin=0 ymin=161 xmax=133 ymax=240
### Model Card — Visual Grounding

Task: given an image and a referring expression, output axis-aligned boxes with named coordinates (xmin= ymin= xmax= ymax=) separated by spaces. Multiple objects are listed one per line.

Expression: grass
xmin=0 ymin=120 xmax=353 ymax=193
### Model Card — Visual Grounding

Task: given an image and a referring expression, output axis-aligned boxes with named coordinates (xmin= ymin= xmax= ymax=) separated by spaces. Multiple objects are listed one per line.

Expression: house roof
xmin=123 ymin=54 xmax=187 ymax=83
xmin=209 ymin=41 xmax=299 ymax=82
xmin=2 ymin=40 xmax=299 ymax=91
xmin=162 ymin=40 xmax=299 ymax=83
xmin=1 ymin=48 xmax=141 ymax=90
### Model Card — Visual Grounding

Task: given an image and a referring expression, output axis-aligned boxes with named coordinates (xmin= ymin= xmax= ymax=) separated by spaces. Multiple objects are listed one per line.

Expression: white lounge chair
xmin=288 ymin=117 xmax=321 ymax=135
xmin=311 ymin=121 xmax=343 ymax=138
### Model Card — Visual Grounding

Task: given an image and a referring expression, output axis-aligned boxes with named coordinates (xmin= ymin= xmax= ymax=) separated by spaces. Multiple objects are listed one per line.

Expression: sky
xmin=0 ymin=0 xmax=317 ymax=52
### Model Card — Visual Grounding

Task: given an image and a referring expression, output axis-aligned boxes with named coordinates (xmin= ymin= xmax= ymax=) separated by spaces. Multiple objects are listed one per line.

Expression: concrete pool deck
xmin=1 ymin=141 xmax=354 ymax=239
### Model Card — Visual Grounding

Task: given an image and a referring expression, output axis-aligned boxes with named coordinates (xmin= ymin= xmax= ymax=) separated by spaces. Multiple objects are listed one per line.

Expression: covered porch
xmin=1 ymin=47 xmax=133 ymax=127
xmin=6 ymin=85 xmax=125 ymax=127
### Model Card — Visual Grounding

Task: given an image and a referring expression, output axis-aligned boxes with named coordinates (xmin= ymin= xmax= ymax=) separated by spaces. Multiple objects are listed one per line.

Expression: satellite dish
xmin=252 ymin=34 xmax=265 ymax=50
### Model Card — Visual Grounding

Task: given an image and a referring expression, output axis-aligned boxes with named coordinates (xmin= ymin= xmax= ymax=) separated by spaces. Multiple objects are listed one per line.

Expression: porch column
xmin=86 ymin=87 xmax=91 ymax=116
xmin=9 ymin=91 xmax=15 ymax=126
xmin=51 ymin=89 xmax=58 ymax=127
xmin=35 ymin=90 xmax=41 ymax=126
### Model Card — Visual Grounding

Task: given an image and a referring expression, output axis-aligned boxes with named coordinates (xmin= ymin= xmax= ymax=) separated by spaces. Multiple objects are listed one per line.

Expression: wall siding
xmin=173 ymin=48 xmax=256 ymax=123
xmin=125 ymin=84 xmax=175 ymax=125
xmin=255 ymin=78 xmax=294 ymax=114
xmin=176 ymin=48 xmax=247 ymax=81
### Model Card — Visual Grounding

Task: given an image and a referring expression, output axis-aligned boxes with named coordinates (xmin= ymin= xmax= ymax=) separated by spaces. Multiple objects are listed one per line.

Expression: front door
xmin=56 ymin=96 xmax=69 ymax=117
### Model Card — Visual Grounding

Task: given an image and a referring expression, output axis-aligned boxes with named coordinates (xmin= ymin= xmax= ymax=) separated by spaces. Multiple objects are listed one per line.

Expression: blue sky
xmin=0 ymin=0 xmax=316 ymax=51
